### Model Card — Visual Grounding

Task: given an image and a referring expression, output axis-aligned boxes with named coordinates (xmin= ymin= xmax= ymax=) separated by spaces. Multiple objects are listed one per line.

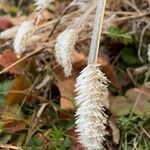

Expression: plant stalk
xmin=88 ymin=0 xmax=106 ymax=64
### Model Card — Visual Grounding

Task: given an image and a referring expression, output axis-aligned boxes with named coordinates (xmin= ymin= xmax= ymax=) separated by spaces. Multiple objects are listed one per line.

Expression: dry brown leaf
xmin=98 ymin=52 xmax=121 ymax=90
xmin=109 ymin=95 xmax=132 ymax=116
xmin=4 ymin=121 xmax=26 ymax=134
xmin=60 ymin=97 xmax=74 ymax=110
xmin=106 ymin=0 xmax=122 ymax=10
xmin=0 ymin=49 xmax=26 ymax=75
xmin=0 ymin=17 xmax=14 ymax=31
xmin=6 ymin=75 xmax=32 ymax=105
xmin=109 ymin=87 xmax=150 ymax=116
xmin=134 ymin=88 xmax=150 ymax=97
xmin=125 ymin=88 xmax=150 ymax=116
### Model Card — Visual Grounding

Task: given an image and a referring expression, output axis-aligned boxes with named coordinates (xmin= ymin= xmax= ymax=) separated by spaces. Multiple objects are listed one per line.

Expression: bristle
xmin=75 ymin=63 xmax=109 ymax=150
xmin=55 ymin=28 xmax=78 ymax=77
xmin=13 ymin=21 xmax=35 ymax=58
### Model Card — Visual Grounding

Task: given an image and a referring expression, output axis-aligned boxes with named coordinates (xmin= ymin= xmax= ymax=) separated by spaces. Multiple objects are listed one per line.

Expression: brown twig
xmin=0 ymin=144 xmax=22 ymax=150
xmin=114 ymin=12 xmax=150 ymax=22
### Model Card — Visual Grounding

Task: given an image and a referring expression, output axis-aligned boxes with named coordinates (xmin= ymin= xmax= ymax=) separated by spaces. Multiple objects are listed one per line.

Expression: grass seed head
xmin=55 ymin=28 xmax=78 ymax=77
xmin=13 ymin=21 xmax=35 ymax=58
xmin=0 ymin=26 xmax=18 ymax=40
xmin=75 ymin=63 xmax=109 ymax=150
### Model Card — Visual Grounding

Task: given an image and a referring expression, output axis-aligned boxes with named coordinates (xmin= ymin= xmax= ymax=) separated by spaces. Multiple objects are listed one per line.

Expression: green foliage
xmin=118 ymin=114 xmax=142 ymax=132
xmin=0 ymin=134 xmax=11 ymax=144
xmin=50 ymin=126 xmax=64 ymax=143
xmin=0 ymin=122 xmax=4 ymax=134
xmin=9 ymin=6 xmax=18 ymax=17
xmin=49 ymin=126 xmax=71 ymax=150
xmin=118 ymin=114 xmax=150 ymax=150
xmin=107 ymin=26 xmax=134 ymax=45
xmin=0 ymin=80 xmax=12 ymax=107
xmin=62 ymin=137 xmax=72 ymax=149
xmin=121 ymin=47 xmax=139 ymax=65
xmin=25 ymin=137 xmax=43 ymax=150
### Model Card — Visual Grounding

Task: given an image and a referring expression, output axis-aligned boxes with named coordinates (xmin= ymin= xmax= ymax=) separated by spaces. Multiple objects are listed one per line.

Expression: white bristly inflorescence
xmin=147 ymin=44 xmax=150 ymax=63
xmin=35 ymin=0 xmax=54 ymax=11
xmin=0 ymin=26 xmax=18 ymax=40
xmin=13 ymin=21 xmax=35 ymax=58
xmin=55 ymin=28 xmax=78 ymax=77
xmin=75 ymin=63 xmax=108 ymax=150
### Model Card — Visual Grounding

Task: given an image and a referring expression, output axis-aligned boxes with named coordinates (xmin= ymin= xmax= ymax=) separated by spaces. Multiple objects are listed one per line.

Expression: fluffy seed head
xmin=13 ymin=21 xmax=35 ymax=58
xmin=35 ymin=0 xmax=54 ymax=11
xmin=0 ymin=26 xmax=18 ymax=39
xmin=147 ymin=44 xmax=150 ymax=63
xmin=75 ymin=64 xmax=109 ymax=150
xmin=55 ymin=29 xmax=78 ymax=77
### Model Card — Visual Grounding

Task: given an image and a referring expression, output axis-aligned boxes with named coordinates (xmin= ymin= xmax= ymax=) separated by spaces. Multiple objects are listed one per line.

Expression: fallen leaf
xmin=0 ymin=105 xmax=23 ymax=122
xmin=0 ymin=49 xmax=26 ymax=75
xmin=59 ymin=97 xmax=74 ymax=119
xmin=125 ymin=88 xmax=150 ymax=116
xmin=60 ymin=97 xmax=74 ymax=110
xmin=5 ymin=75 xmax=32 ymax=105
xmin=0 ymin=17 xmax=14 ymax=31
xmin=98 ymin=52 xmax=121 ymax=90
xmin=134 ymin=88 xmax=150 ymax=98
xmin=106 ymin=0 xmax=122 ymax=10
xmin=109 ymin=95 xmax=132 ymax=116
xmin=109 ymin=87 xmax=150 ymax=116
xmin=4 ymin=121 xmax=26 ymax=134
